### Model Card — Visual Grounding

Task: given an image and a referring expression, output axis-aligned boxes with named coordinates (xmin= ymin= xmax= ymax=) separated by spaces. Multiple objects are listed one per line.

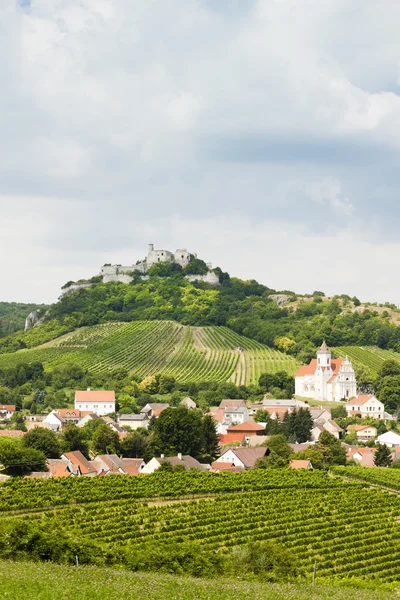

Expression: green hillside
xmin=0 ymin=302 xmax=47 ymax=338
xmin=0 ymin=321 xmax=299 ymax=384
xmin=333 ymin=346 xmax=400 ymax=375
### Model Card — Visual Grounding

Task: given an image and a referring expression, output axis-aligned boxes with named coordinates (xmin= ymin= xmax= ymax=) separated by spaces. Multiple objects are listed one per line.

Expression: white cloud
xmin=1 ymin=1 xmax=400 ymax=303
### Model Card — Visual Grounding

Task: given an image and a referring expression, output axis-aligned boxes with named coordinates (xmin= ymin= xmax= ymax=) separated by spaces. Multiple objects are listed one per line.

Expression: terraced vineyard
xmin=2 ymin=471 xmax=400 ymax=584
xmin=0 ymin=321 xmax=299 ymax=384
xmin=333 ymin=345 xmax=400 ymax=375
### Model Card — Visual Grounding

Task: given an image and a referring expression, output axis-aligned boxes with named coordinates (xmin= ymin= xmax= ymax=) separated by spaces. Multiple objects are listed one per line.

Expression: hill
xmin=0 ymin=321 xmax=299 ymax=384
xmin=333 ymin=346 xmax=400 ymax=376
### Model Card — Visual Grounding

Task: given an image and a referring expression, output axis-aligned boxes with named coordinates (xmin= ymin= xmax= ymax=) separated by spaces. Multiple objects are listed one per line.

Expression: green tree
xmin=121 ymin=431 xmax=151 ymax=461
xmin=318 ymin=431 xmax=346 ymax=465
xmin=60 ymin=424 xmax=89 ymax=458
xmin=265 ymin=434 xmax=292 ymax=461
xmin=0 ymin=440 xmax=47 ymax=474
xmin=374 ymin=443 xmax=393 ymax=467
xmin=201 ymin=415 xmax=219 ymax=458
xmin=330 ymin=405 xmax=347 ymax=420
xmin=153 ymin=406 xmax=204 ymax=457
xmin=22 ymin=427 xmax=60 ymax=459
xmin=10 ymin=412 xmax=27 ymax=432
xmin=91 ymin=422 xmax=120 ymax=455
xmin=255 ymin=451 xmax=287 ymax=469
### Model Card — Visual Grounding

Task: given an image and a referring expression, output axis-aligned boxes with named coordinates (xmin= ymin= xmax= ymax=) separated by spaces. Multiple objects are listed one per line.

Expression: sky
xmin=2 ymin=0 xmax=400 ymax=304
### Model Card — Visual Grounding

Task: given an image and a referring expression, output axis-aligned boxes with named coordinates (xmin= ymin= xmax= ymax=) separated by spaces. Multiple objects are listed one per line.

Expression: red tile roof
xmin=227 ymin=421 xmax=265 ymax=433
xmin=0 ymin=429 xmax=25 ymax=437
xmin=211 ymin=461 xmax=244 ymax=472
xmin=62 ymin=451 xmax=97 ymax=475
xmin=219 ymin=433 xmax=246 ymax=445
xmin=295 ymin=359 xmax=343 ymax=378
xmin=346 ymin=395 xmax=375 ymax=406
xmin=289 ymin=459 xmax=312 ymax=469
xmin=0 ymin=405 xmax=16 ymax=411
xmin=75 ymin=390 xmax=115 ymax=402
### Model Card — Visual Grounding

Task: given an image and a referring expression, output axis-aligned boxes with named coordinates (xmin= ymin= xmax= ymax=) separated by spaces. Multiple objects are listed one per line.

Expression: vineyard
xmin=0 ymin=321 xmax=299 ymax=384
xmin=2 ymin=470 xmax=400 ymax=583
xmin=333 ymin=466 xmax=400 ymax=491
xmin=333 ymin=346 xmax=400 ymax=375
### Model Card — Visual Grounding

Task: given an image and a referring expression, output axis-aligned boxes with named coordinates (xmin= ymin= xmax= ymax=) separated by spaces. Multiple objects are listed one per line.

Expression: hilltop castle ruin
xmin=100 ymin=244 xmax=219 ymax=285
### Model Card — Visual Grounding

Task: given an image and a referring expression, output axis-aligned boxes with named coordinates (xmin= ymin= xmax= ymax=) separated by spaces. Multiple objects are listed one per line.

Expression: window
xmin=318 ymin=358 xmax=320 ymax=364
xmin=327 ymin=358 xmax=330 ymax=365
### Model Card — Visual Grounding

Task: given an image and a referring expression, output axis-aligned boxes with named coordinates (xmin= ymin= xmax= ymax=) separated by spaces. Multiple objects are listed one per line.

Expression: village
xmin=0 ymin=343 xmax=398 ymax=478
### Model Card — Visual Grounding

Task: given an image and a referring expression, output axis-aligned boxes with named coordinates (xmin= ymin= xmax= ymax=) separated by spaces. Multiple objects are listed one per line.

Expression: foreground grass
xmin=0 ymin=561 xmax=398 ymax=600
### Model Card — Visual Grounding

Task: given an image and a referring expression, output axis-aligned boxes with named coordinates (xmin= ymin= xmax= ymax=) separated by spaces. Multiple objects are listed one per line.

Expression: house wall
xmin=75 ymin=401 xmax=115 ymax=416
xmin=215 ymin=450 xmax=245 ymax=468
xmin=141 ymin=458 xmax=161 ymax=474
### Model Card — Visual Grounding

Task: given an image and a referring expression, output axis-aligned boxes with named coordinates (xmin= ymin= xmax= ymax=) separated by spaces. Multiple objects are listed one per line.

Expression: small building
xmin=141 ymin=454 xmax=207 ymax=474
xmin=77 ymin=413 xmax=100 ymax=428
xmin=117 ymin=414 xmax=150 ymax=430
xmin=92 ymin=454 xmax=145 ymax=476
xmin=61 ymin=451 xmax=97 ymax=476
xmin=214 ymin=447 xmax=270 ymax=470
xmin=226 ymin=421 xmax=265 ymax=443
xmin=180 ymin=397 xmax=197 ymax=410
xmin=377 ymin=431 xmax=400 ymax=448
xmin=219 ymin=433 xmax=246 ymax=446
xmin=347 ymin=425 xmax=377 ymax=442
xmin=211 ymin=462 xmax=244 ymax=472
xmin=42 ymin=411 xmax=65 ymax=432
xmin=312 ymin=419 xmax=343 ymax=441
xmin=309 ymin=407 xmax=332 ymax=423
xmin=346 ymin=446 xmax=377 ymax=467
xmin=0 ymin=405 xmax=16 ymax=421
xmin=346 ymin=395 xmax=384 ymax=420
xmin=289 ymin=459 xmax=313 ymax=470
xmin=140 ymin=403 xmax=169 ymax=418
xmin=219 ymin=400 xmax=249 ymax=426
xmin=75 ymin=389 xmax=116 ymax=416
xmin=55 ymin=409 xmax=91 ymax=425
xmin=101 ymin=416 xmax=126 ymax=433
xmin=0 ymin=429 xmax=25 ymax=438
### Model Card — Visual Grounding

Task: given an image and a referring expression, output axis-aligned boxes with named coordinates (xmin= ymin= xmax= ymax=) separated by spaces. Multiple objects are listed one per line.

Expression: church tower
xmin=315 ymin=341 xmax=332 ymax=400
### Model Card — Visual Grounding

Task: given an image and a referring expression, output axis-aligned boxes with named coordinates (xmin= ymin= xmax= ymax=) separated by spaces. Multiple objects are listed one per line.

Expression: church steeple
xmin=317 ymin=340 xmax=331 ymax=368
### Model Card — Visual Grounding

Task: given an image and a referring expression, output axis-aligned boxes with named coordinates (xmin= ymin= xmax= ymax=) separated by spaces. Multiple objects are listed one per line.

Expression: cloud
xmin=1 ymin=1 xmax=400 ymax=302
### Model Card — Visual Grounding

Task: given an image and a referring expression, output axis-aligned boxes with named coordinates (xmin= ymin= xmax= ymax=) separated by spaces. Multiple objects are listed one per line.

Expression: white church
xmin=295 ymin=341 xmax=357 ymax=402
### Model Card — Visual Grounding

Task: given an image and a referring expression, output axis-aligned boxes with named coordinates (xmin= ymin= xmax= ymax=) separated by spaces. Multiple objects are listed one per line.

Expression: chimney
xmin=178 ymin=452 xmax=182 ymax=460
xmin=160 ymin=453 xmax=164 ymax=459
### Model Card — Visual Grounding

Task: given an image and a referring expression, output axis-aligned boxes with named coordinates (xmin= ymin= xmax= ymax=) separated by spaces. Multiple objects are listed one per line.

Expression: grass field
xmin=0 ymin=561 xmax=396 ymax=600
xmin=0 ymin=321 xmax=299 ymax=384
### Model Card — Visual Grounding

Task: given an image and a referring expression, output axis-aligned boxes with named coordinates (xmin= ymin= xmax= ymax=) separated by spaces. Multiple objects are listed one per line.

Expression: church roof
xmin=318 ymin=340 xmax=329 ymax=353
xmin=295 ymin=358 xmax=343 ymax=378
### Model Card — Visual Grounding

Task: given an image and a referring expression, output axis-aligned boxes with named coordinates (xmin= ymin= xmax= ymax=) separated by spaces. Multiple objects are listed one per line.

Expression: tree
xmin=0 ymin=440 xmax=47 ymax=474
xmin=330 ymin=405 xmax=347 ymax=420
xmin=91 ymin=423 xmax=120 ymax=455
xmin=121 ymin=431 xmax=152 ymax=461
xmin=201 ymin=415 xmax=219 ymax=458
xmin=153 ymin=406 xmax=204 ymax=457
xmin=60 ymin=424 xmax=89 ymax=458
xmin=23 ymin=427 xmax=60 ymax=459
xmin=374 ymin=443 xmax=393 ymax=467
xmin=254 ymin=410 xmax=272 ymax=424
xmin=265 ymin=435 xmax=292 ymax=461
xmin=318 ymin=431 xmax=346 ymax=465
xmin=255 ymin=451 xmax=287 ymax=469
xmin=10 ymin=412 xmax=27 ymax=432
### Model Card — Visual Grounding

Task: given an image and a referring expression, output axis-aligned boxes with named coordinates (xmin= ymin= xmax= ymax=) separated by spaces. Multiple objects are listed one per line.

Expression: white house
xmin=295 ymin=342 xmax=357 ymax=401
xmin=311 ymin=419 xmax=343 ymax=441
xmin=214 ymin=447 xmax=269 ymax=470
xmin=219 ymin=400 xmax=249 ymax=425
xmin=118 ymin=414 xmax=150 ymax=430
xmin=0 ymin=405 xmax=16 ymax=421
xmin=180 ymin=397 xmax=197 ymax=409
xmin=346 ymin=395 xmax=384 ymax=420
xmin=141 ymin=454 xmax=207 ymax=474
xmin=140 ymin=403 xmax=169 ymax=418
xmin=347 ymin=425 xmax=377 ymax=442
xmin=377 ymin=431 xmax=400 ymax=448
xmin=75 ymin=389 xmax=115 ymax=416
xmin=42 ymin=410 xmax=65 ymax=432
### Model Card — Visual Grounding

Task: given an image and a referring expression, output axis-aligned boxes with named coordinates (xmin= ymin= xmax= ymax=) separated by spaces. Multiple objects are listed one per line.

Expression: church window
xmin=318 ymin=358 xmax=320 ymax=364
xmin=327 ymin=358 xmax=330 ymax=365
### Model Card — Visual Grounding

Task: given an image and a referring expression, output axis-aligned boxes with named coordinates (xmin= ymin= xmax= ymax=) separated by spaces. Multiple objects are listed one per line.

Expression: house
xmin=117 ymin=414 xmax=150 ymax=430
xmin=61 ymin=451 xmax=97 ymax=476
xmin=92 ymin=454 xmax=145 ymax=476
xmin=47 ymin=459 xmax=72 ymax=478
xmin=42 ymin=411 xmax=65 ymax=432
xmin=77 ymin=413 xmax=100 ymax=428
xmin=247 ymin=435 xmax=269 ymax=447
xmin=55 ymin=409 xmax=91 ymax=424
xmin=211 ymin=462 xmax=244 ymax=472
xmin=346 ymin=425 xmax=377 ymax=442
xmin=141 ymin=454 xmax=208 ymax=474
xmin=250 ymin=399 xmax=308 ymax=416
xmin=312 ymin=419 xmax=343 ymax=441
xmin=75 ymin=389 xmax=116 ymax=416
xmin=377 ymin=431 xmax=400 ymax=448
xmin=289 ymin=442 xmax=313 ymax=453
xmin=289 ymin=459 xmax=313 ymax=470
xmin=180 ymin=397 xmax=196 ymax=409
xmin=219 ymin=400 xmax=249 ymax=426
xmin=309 ymin=407 xmax=332 ymax=423
xmin=214 ymin=447 xmax=270 ymax=470
xmin=295 ymin=341 xmax=357 ymax=401
xmin=226 ymin=421 xmax=265 ymax=443
xmin=0 ymin=429 xmax=25 ymax=438
xmin=101 ymin=416 xmax=126 ymax=433
xmin=346 ymin=446 xmax=377 ymax=467
xmin=346 ymin=395 xmax=384 ymax=420
xmin=219 ymin=433 xmax=246 ymax=446
xmin=140 ymin=403 xmax=169 ymax=418
xmin=0 ymin=405 xmax=16 ymax=421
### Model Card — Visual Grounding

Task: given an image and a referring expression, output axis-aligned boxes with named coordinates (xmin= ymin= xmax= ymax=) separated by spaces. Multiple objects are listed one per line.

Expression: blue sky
xmin=1 ymin=0 xmax=400 ymax=303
